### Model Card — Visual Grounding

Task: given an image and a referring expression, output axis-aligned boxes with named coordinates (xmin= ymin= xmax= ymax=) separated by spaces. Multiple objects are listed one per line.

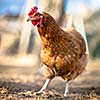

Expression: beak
xmin=27 ymin=17 xmax=37 ymax=22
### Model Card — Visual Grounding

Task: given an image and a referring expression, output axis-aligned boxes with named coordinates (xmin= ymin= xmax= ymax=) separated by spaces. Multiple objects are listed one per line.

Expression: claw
xmin=33 ymin=90 xmax=45 ymax=96
xmin=33 ymin=79 xmax=51 ymax=96
xmin=36 ymin=90 xmax=45 ymax=94
xmin=64 ymin=93 xmax=67 ymax=97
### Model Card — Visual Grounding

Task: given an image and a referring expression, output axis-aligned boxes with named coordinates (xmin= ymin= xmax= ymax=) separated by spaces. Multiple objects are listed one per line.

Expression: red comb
xmin=28 ymin=6 xmax=38 ymax=16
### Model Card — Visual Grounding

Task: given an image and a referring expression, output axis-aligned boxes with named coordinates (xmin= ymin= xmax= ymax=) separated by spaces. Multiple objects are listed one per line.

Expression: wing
xmin=66 ymin=27 xmax=86 ymax=56
xmin=54 ymin=28 xmax=86 ymax=71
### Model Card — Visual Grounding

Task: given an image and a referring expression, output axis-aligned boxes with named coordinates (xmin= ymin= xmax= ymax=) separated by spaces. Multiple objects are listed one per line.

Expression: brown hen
xmin=27 ymin=6 xmax=88 ymax=96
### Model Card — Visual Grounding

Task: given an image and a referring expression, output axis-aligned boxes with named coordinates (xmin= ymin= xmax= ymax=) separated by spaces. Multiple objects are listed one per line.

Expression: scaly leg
xmin=64 ymin=81 xmax=69 ymax=97
xmin=36 ymin=78 xmax=51 ymax=94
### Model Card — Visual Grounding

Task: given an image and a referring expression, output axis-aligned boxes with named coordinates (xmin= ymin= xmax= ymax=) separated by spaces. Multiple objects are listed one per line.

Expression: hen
xmin=27 ymin=6 xmax=88 ymax=96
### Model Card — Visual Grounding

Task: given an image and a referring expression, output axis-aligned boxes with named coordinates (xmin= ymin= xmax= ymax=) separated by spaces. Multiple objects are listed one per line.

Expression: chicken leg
xmin=36 ymin=78 xmax=51 ymax=94
xmin=64 ymin=81 xmax=69 ymax=97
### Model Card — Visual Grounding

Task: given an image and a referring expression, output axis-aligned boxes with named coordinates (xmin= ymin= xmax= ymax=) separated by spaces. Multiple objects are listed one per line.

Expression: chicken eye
xmin=35 ymin=13 xmax=42 ymax=17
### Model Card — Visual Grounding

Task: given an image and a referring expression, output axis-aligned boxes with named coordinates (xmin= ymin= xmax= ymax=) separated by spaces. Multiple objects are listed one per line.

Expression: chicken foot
xmin=35 ymin=78 xmax=69 ymax=97
xmin=36 ymin=78 xmax=51 ymax=94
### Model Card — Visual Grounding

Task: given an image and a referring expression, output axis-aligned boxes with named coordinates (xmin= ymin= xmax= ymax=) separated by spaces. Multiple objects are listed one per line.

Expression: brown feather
xmin=37 ymin=13 xmax=88 ymax=81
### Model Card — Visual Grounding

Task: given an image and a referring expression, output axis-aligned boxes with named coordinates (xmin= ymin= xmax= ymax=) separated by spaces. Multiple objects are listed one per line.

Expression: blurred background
xmin=0 ymin=0 xmax=100 ymax=78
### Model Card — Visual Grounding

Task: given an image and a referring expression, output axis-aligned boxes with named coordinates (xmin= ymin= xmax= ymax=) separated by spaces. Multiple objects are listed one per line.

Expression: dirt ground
xmin=0 ymin=60 xmax=100 ymax=100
